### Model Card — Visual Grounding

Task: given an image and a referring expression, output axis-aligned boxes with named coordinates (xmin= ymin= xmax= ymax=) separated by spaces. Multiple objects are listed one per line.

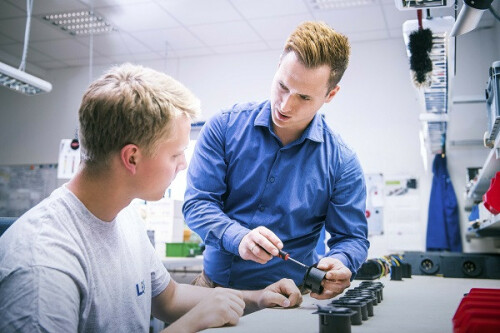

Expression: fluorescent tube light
xmin=0 ymin=61 xmax=52 ymax=95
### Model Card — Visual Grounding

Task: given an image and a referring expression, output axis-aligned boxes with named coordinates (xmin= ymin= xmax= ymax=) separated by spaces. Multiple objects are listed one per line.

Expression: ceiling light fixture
xmin=0 ymin=62 xmax=52 ymax=95
xmin=310 ymin=0 xmax=375 ymax=10
xmin=395 ymin=0 xmax=453 ymax=10
xmin=450 ymin=0 xmax=496 ymax=36
xmin=43 ymin=10 xmax=115 ymax=36
xmin=0 ymin=0 xmax=52 ymax=95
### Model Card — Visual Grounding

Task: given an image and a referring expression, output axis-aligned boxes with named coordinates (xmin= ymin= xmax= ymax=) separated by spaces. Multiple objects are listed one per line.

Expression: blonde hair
xmin=284 ymin=21 xmax=350 ymax=91
xmin=78 ymin=63 xmax=200 ymax=171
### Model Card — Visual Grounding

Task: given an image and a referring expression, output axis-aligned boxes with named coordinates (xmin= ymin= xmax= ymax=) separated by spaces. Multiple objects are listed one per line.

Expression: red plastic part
xmin=483 ymin=172 xmax=500 ymax=215
xmin=453 ymin=288 xmax=500 ymax=333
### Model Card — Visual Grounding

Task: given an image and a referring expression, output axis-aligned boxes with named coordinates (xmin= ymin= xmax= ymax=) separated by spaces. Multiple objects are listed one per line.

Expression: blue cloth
xmin=183 ymin=100 xmax=369 ymax=289
xmin=426 ymin=154 xmax=462 ymax=252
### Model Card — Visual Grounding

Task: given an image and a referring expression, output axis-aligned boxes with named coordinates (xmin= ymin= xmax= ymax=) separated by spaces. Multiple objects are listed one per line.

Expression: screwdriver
xmin=277 ymin=249 xmax=308 ymax=269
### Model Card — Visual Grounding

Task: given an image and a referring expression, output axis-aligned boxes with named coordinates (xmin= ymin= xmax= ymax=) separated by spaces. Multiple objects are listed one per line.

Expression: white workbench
xmin=162 ymin=256 xmax=203 ymax=270
xmin=204 ymin=275 xmax=500 ymax=333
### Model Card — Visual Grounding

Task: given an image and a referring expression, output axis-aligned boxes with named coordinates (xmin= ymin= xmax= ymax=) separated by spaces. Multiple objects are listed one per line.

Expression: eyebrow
xmin=280 ymin=81 xmax=311 ymax=100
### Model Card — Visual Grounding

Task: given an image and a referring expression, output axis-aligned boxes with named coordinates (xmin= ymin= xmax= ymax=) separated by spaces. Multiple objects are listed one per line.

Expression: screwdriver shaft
xmin=288 ymin=257 xmax=308 ymax=269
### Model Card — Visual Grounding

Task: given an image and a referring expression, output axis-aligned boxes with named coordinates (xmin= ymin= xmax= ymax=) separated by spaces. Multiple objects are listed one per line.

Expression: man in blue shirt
xmin=183 ymin=21 xmax=369 ymax=300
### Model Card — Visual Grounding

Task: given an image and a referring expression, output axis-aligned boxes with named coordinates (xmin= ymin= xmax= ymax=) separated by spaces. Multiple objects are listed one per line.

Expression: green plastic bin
xmin=166 ymin=242 xmax=200 ymax=257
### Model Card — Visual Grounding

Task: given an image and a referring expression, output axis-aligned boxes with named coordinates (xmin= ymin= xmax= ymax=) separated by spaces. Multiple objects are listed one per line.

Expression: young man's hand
xmin=238 ymin=226 xmax=283 ymax=264
xmin=243 ymin=278 xmax=302 ymax=314
xmin=310 ymin=257 xmax=351 ymax=300
xmin=164 ymin=288 xmax=245 ymax=333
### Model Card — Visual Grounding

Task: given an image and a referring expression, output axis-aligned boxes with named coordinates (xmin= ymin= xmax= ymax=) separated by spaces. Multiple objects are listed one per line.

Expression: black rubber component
xmin=303 ymin=266 xmax=326 ymax=294
xmin=314 ymin=305 xmax=356 ymax=333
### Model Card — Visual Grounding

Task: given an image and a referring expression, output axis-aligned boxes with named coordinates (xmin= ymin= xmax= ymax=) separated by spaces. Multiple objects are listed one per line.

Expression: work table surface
xmin=205 ymin=275 xmax=500 ymax=333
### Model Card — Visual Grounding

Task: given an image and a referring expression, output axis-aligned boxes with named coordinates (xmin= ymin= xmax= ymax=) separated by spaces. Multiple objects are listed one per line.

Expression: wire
xmin=19 ymin=0 xmax=34 ymax=71
xmin=89 ymin=0 xmax=94 ymax=84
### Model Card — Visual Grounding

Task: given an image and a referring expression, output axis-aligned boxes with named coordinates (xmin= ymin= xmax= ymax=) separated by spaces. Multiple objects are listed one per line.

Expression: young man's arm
xmin=152 ymin=278 xmax=302 ymax=333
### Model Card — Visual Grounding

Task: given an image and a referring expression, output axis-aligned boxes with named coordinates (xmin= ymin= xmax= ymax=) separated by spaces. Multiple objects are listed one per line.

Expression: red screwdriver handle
xmin=278 ymin=250 xmax=289 ymax=260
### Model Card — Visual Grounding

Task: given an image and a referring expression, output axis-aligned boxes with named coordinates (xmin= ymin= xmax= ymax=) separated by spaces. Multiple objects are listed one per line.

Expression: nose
xmin=176 ymin=154 xmax=188 ymax=174
xmin=280 ymin=94 xmax=293 ymax=113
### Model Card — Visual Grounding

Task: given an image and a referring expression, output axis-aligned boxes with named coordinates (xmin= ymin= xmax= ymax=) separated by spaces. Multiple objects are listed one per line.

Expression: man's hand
xmin=310 ymin=257 xmax=351 ymax=300
xmin=239 ymin=226 xmax=283 ymax=264
xmin=243 ymin=278 xmax=303 ymax=314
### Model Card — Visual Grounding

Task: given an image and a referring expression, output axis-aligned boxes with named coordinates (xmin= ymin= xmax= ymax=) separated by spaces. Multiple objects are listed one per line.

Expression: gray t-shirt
xmin=0 ymin=186 xmax=170 ymax=332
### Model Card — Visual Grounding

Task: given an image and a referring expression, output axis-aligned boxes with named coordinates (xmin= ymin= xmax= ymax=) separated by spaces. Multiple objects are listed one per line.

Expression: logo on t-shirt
xmin=136 ymin=280 xmax=145 ymax=296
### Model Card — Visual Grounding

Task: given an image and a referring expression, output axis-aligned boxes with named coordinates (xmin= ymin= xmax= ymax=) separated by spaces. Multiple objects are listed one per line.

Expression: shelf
xmin=466 ymin=134 xmax=500 ymax=203
xmin=452 ymin=95 xmax=485 ymax=104
xmin=468 ymin=214 xmax=500 ymax=239
xmin=477 ymin=214 xmax=500 ymax=236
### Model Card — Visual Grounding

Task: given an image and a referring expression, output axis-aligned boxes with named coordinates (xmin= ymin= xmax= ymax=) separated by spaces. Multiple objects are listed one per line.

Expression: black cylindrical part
xmin=303 ymin=266 xmax=326 ymax=294
xmin=315 ymin=305 xmax=355 ymax=333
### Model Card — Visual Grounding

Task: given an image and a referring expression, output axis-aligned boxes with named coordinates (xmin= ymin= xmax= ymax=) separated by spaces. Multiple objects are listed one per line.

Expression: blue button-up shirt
xmin=183 ymin=100 xmax=369 ymax=290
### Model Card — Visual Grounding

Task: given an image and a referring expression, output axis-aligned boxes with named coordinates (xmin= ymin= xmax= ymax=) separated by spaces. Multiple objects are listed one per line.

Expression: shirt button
xmin=258 ymin=205 xmax=265 ymax=212
xmin=269 ymin=176 xmax=275 ymax=183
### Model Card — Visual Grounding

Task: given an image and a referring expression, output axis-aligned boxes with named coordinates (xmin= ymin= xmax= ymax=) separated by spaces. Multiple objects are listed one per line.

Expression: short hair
xmin=78 ymin=63 xmax=200 ymax=171
xmin=283 ymin=21 xmax=350 ymax=91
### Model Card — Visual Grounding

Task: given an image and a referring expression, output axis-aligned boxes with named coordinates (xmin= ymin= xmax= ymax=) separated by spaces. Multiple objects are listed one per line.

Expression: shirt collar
xmin=254 ymin=101 xmax=324 ymax=143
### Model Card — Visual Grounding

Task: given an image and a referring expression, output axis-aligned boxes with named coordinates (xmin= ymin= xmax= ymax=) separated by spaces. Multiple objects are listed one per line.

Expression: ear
xmin=120 ymin=144 xmax=140 ymax=175
xmin=325 ymin=85 xmax=340 ymax=103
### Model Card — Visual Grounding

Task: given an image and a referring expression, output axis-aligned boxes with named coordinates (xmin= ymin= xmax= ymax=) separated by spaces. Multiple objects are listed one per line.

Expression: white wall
xmin=0 ymin=23 xmax=499 ymax=256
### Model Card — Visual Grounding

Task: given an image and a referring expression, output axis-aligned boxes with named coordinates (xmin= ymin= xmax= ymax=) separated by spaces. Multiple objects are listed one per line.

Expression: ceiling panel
xmin=83 ymin=32 xmax=149 ymax=56
xmin=173 ymin=47 xmax=214 ymax=58
xmin=189 ymin=21 xmax=263 ymax=46
xmin=89 ymin=0 xmax=152 ymax=6
xmin=98 ymin=2 xmax=180 ymax=32
xmin=130 ymin=27 xmax=205 ymax=52
xmin=0 ymin=43 xmax=55 ymax=63
xmin=29 ymin=39 xmax=91 ymax=60
xmin=0 ymin=17 xmax=69 ymax=43
xmin=0 ymin=1 xmax=25 ymax=19
xmin=231 ymin=0 xmax=311 ymax=19
xmin=313 ymin=5 xmax=387 ymax=33
xmin=249 ymin=14 xmax=316 ymax=43
xmin=13 ymin=0 xmax=90 ymax=16
xmin=112 ymin=51 xmax=164 ymax=63
xmin=348 ymin=29 xmax=389 ymax=42
xmin=212 ymin=41 xmax=270 ymax=54
xmin=35 ymin=60 xmax=71 ymax=69
xmin=0 ymin=32 xmax=16 ymax=45
xmin=157 ymin=0 xmax=242 ymax=26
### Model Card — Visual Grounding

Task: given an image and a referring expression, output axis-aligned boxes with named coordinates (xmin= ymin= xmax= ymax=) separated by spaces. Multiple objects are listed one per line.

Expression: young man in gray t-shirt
xmin=0 ymin=63 xmax=302 ymax=333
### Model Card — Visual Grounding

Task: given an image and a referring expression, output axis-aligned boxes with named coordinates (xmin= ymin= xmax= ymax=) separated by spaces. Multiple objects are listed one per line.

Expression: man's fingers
xmin=325 ymin=270 xmax=350 ymax=281
xmin=310 ymin=289 xmax=336 ymax=300
xmin=325 ymin=267 xmax=351 ymax=281
xmin=247 ymin=250 xmax=271 ymax=264
xmin=251 ymin=240 xmax=274 ymax=260
xmin=322 ymin=279 xmax=349 ymax=294
xmin=239 ymin=226 xmax=283 ymax=264
xmin=256 ymin=227 xmax=283 ymax=249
